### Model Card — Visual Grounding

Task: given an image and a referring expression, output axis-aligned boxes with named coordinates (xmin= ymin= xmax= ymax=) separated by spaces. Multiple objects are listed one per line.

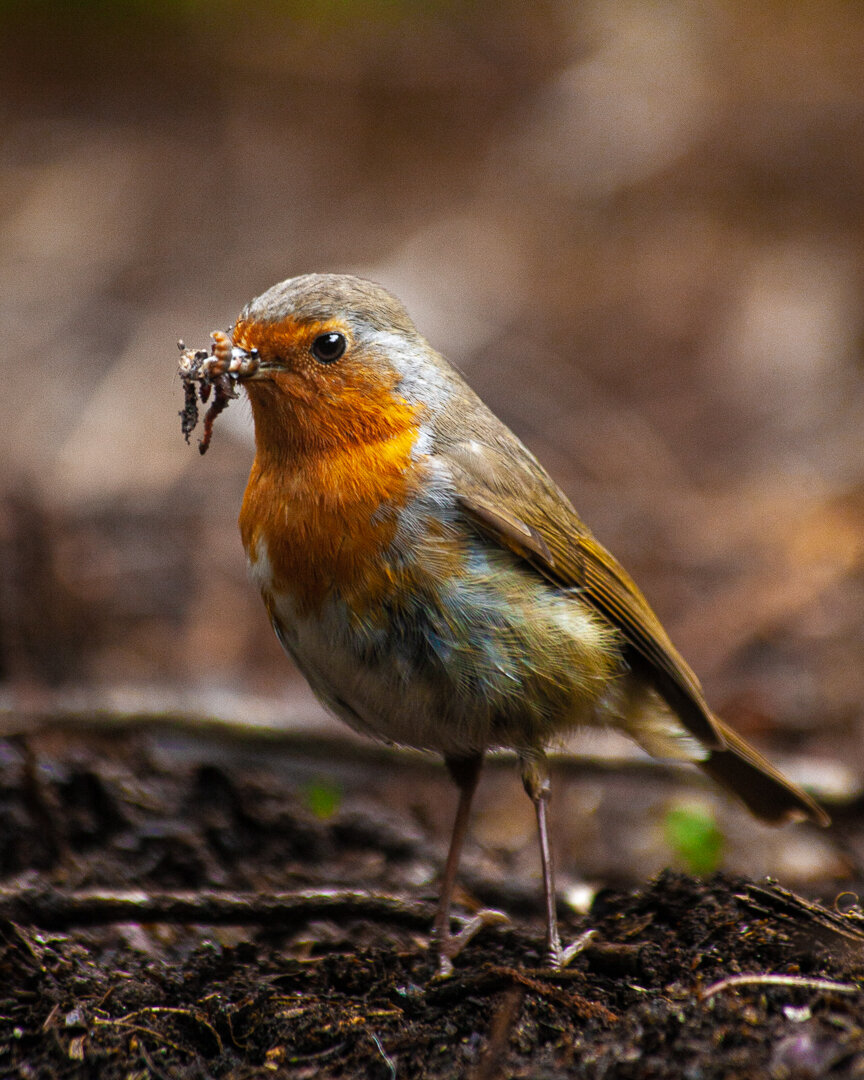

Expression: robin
xmin=184 ymin=273 xmax=828 ymax=975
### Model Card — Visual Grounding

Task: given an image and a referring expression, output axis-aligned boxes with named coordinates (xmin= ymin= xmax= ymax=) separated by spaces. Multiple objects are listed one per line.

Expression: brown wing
xmin=444 ymin=435 xmax=828 ymax=826
xmin=457 ymin=490 xmax=722 ymax=749
xmin=446 ymin=439 xmax=723 ymax=749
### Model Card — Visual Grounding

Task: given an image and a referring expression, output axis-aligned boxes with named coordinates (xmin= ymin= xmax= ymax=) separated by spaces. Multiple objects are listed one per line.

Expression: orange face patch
xmin=233 ymin=316 xmax=344 ymax=377
xmin=235 ymin=315 xmax=426 ymax=615
xmin=233 ymin=315 xmax=419 ymax=455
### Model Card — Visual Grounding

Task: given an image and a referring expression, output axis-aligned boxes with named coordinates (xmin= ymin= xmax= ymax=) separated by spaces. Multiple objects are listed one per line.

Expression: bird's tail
xmin=699 ymin=714 xmax=829 ymax=827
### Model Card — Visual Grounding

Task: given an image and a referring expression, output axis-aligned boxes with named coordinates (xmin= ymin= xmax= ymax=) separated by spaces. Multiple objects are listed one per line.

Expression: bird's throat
xmin=239 ymin=382 xmax=423 ymax=616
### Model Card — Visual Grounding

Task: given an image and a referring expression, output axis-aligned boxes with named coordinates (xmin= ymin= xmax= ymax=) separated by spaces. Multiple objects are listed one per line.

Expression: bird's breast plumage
xmin=241 ymin=431 xmax=621 ymax=753
xmin=240 ymin=421 xmax=425 ymax=617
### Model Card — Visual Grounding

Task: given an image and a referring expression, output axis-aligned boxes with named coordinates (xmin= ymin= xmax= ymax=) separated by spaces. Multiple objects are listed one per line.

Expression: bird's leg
xmin=521 ymin=752 xmax=591 ymax=969
xmin=433 ymin=752 xmax=489 ymax=976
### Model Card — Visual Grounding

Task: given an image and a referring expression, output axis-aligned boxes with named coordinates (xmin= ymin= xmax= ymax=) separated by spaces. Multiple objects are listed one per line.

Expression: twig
xmin=429 ymin=964 xmax=617 ymax=1023
xmin=738 ymin=882 xmax=864 ymax=945
xmin=491 ymin=967 xmax=617 ymax=1022
xmin=0 ymin=884 xmax=436 ymax=931
xmin=472 ymin=986 xmax=524 ymax=1080
xmin=101 ymin=1006 xmax=223 ymax=1053
xmin=137 ymin=1039 xmax=176 ymax=1080
xmin=701 ymin=973 xmax=859 ymax=1001
xmin=371 ymin=1033 xmax=397 ymax=1080
xmin=91 ymin=1017 xmax=187 ymax=1055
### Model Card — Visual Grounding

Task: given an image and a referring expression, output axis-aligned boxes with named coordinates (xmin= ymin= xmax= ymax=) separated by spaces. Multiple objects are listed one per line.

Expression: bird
xmin=186 ymin=272 xmax=828 ymax=975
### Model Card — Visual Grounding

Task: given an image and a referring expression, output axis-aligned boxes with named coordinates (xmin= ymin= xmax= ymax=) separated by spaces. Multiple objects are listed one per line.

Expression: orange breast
xmin=239 ymin=375 xmax=424 ymax=616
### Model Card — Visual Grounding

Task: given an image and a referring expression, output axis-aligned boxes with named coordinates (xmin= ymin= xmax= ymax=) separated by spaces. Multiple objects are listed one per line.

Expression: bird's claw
xmin=435 ymin=908 xmax=510 ymax=978
xmin=545 ymin=927 xmax=597 ymax=970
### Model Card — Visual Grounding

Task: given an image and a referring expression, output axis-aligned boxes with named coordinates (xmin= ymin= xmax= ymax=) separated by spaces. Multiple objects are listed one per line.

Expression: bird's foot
xmin=545 ymin=928 xmax=597 ymax=970
xmin=434 ymin=908 xmax=510 ymax=978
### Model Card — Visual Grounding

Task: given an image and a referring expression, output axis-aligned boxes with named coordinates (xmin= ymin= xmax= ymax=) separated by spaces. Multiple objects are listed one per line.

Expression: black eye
xmin=311 ymin=332 xmax=346 ymax=363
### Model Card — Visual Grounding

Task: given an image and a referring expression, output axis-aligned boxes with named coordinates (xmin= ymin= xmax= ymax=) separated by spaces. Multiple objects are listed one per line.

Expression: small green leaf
xmin=303 ymin=778 xmax=342 ymax=820
xmin=663 ymin=801 xmax=724 ymax=876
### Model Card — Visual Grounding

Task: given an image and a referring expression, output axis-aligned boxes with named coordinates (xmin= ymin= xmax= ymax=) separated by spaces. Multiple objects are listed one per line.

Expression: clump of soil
xmin=1 ymin=719 xmax=862 ymax=1079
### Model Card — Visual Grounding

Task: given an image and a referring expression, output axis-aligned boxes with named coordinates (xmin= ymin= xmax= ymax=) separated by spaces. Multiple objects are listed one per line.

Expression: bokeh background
xmin=3 ymin=0 xmax=864 ymax=869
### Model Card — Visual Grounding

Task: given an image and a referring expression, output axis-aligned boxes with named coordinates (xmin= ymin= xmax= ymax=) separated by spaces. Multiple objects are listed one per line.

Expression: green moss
xmin=302 ymin=777 xmax=343 ymax=819
xmin=663 ymin=801 xmax=724 ymax=876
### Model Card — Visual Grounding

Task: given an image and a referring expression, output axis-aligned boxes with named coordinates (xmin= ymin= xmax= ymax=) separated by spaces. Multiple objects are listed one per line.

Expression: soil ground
xmin=2 ymin=719 xmax=864 ymax=1079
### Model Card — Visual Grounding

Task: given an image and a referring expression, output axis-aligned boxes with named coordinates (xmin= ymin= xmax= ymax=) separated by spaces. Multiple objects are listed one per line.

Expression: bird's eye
xmin=310 ymin=332 xmax=347 ymax=363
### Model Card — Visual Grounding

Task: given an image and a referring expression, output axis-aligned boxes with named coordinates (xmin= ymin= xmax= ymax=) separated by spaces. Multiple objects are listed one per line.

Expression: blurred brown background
xmin=2 ymin=0 xmax=864 ymax=801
